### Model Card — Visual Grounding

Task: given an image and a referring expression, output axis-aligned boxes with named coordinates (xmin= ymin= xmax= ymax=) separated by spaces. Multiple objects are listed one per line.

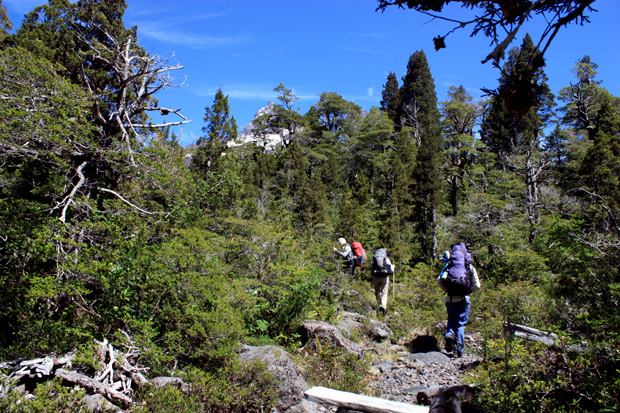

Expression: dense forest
xmin=0 ymin=0 xmax=618 ymax=411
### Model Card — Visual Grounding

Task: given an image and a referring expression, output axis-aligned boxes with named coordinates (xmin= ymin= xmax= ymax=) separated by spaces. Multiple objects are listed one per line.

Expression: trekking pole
xmin=391 ymin=266 xmax=395 ymax=303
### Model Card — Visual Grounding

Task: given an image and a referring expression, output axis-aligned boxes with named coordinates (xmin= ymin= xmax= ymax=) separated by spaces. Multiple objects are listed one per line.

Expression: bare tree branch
xmin=99 ymin=187 xmax=162 ymax=216
xmin=58 ymin=161 xmax=88 ymax=224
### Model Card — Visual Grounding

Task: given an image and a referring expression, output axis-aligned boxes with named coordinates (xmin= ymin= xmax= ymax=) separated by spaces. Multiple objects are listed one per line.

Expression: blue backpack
xmin=443 ymin=243 xmax=472 ymax=296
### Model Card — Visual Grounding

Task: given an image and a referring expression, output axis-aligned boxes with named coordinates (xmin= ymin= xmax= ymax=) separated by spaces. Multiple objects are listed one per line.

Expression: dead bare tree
xmin=77 ymin=28 xmax=189 ymax=166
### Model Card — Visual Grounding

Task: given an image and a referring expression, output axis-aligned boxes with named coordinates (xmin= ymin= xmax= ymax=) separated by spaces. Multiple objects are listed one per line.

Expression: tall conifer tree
xmin=193 ymin=88 xmax=237 ymax=175
xmin=579 ymin=97 xmax=620 ymax=217
xmin=399 ymin=50 xmax=442 ymax=260
xmin=441 ymin=85 xmax=480 ymax=216
xmin=481 ymin=34 xmax=554 ymax=160
xmin=380 ymin=72 xmax=401 ymax=126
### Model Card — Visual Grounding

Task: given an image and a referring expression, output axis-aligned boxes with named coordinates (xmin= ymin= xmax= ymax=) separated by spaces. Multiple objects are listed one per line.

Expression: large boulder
xmin=337 ymin=312 xmax=393 ymax=343
xmin=149 ymin=376 xmax=188 ymax=392
xmin=301 ymin=320 xmax=364 ymax=357
xmin=238 ymin=345 xmax=316 ymax=412
xmin=405 ymin=351 xmax=451 ymax=365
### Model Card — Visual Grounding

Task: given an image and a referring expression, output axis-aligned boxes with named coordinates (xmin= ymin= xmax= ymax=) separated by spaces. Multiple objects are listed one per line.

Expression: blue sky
xmin=5 ymin=0 xmax=620 ymax=146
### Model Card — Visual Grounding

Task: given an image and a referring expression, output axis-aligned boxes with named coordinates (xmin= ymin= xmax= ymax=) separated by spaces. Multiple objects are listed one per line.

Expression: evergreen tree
xmin=441 ymin=85 xmax=480 ymax=216
xmin=356 ymin=107 xmax=396 ymax=209
xmin=387 ymin=128 xmax=417 ymax=251
xmin=481 ymin=34 xmax=554 ymax=160
xmin=380 ymin=72 xmax=401 ymax=126
xmin=400 ymin=50 xmax=442 ymax=260
xmin=558 ymin=55 xmax=612 ymax=139
xmin=543 ymin=125 xmax=569 ymax=167
xmin=0 ymin=0 xmax=12 ymax=42
xmin=579 ymin=97 xmax=620 ymax=224
xmin=192 ymin=88 xmax=237 ymax=176
xmin=313 ymin=91 xmax=363 ymax=142
xmin=14 ymin=0 xmax=139 ymax=144
xmin=480 ymin=35 xmax=555 ymax=240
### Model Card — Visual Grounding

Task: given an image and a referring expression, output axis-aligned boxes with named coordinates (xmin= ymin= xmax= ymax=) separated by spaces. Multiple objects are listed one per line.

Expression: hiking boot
xmin=452 ymin=350 xmax=462 ymax=358
xmin=444 ymin=334 xmax=455 ymax=352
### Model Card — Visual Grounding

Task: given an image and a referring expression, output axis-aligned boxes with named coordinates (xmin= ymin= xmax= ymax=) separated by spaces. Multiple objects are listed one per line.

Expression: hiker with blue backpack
xmin=437 ymin=242 xmax=481 ymax=357
xmin=371 ymin=248 xmax=395 ymax=315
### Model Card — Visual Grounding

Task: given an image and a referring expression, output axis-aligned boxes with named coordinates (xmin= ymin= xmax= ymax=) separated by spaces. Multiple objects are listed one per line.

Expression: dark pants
xmin=445 ymin=297 xmax=471 ymax=352
xmin=353 ymin=252 xmax=366 ymax=268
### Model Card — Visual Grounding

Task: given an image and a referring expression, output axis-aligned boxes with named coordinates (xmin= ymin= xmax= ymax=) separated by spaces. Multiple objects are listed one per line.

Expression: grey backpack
xmin=371 ymin=248 xmax=393 ymax=277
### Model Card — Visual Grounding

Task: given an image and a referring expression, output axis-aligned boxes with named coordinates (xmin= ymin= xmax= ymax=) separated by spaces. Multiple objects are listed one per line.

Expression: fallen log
xmin=304 ymin=386 xmax=428 ymax=413
xmin=503 ymin=322 xmax=588 ymax=352
xmin=55 ymin=368 xmax=132 ymax=408
xmin=503 ymin=323 xmax=558 ymax=346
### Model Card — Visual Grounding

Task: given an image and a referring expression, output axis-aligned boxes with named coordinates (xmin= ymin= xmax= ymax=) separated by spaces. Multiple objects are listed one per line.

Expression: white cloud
xmin=193 ymin=84 xmax=318 ymax=102
xmin=194 ymin=84 xmax=275 ymax=100
xmin=137 ymin=24 xmax=248 ymax=49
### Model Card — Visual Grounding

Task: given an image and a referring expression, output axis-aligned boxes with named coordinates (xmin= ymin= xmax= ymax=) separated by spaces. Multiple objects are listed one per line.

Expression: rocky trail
xmin=304 ymin=313 xmax=484 ymax=412
xmin=365 ymin=334 xmax=483 ymax=405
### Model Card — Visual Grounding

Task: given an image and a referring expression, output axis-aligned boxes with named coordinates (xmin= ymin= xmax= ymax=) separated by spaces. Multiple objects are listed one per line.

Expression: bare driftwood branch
xmin=55 ymin=368 xmax=132 ymax=407
xmin=58 ymin=161 xmax=88 ymax=223
xmin=99 ymin=187 xmax=161 ymax=215
xmin=1 ymin=335 xmax=160 ymax=408
xmin=130 ymin=120 xmax=191 ymax=128
xmin=305 ymin=385 xmax=427 ymax=412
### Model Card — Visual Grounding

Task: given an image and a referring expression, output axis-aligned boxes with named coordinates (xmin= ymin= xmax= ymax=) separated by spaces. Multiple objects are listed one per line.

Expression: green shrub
xmin=182 ymin=359 xmax=278 ymax=412
xmin=0 ymin=378 xmax=88 ymax=413
xmin=133 ymin=385 xmax=201 ymax=413
xmin=300 ymin=344 xmax=369 ymax=394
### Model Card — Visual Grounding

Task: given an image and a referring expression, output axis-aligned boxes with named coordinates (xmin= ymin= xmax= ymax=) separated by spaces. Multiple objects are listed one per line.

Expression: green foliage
xmin=133 ymin=385 xmax=201 ymax=413
xmin=473 ymin=333 xmax=620 ymax=412
xmin=481 ymin=34 xmax=553 ymax=159
xmin=133 ymin=359 xmax=278 ymax=412
xmin=386 ymin=263 xmax=446 ymax=338
xmin=301 ymin=345 xmax=369 ymax=394
xmin=180 ymin=361 xmax=278 ymax=412
xmin=0 ymin=378 xmax=88 ymax=413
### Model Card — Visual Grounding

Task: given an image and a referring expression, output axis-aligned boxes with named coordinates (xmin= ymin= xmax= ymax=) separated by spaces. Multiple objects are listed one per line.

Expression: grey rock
xmin=406 ymin=351 xmax=451 ymax=365
xmin=302 ymin=320 xmax=364 ymax=357
xmin=335 ymin=312 xmax=362 ymax=338
xmin=149 ymin=376 xmax=188 ymax=392
xmin=366 ymin=319 xmax=393 ymax=341
xmin=83 ymin=394 xmax=120 ymax=412
xmin=373 ymin=362 xmax=394 ymax=373
xmin=238 ymin=345 xmax=308 ymax=412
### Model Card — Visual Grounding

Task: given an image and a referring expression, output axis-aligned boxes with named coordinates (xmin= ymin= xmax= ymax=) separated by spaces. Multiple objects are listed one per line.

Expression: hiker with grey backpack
xmin=371 ymin=248 xmax=395 ymax=316
xmin=437 ymin=242 xmax=481 ymax=357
